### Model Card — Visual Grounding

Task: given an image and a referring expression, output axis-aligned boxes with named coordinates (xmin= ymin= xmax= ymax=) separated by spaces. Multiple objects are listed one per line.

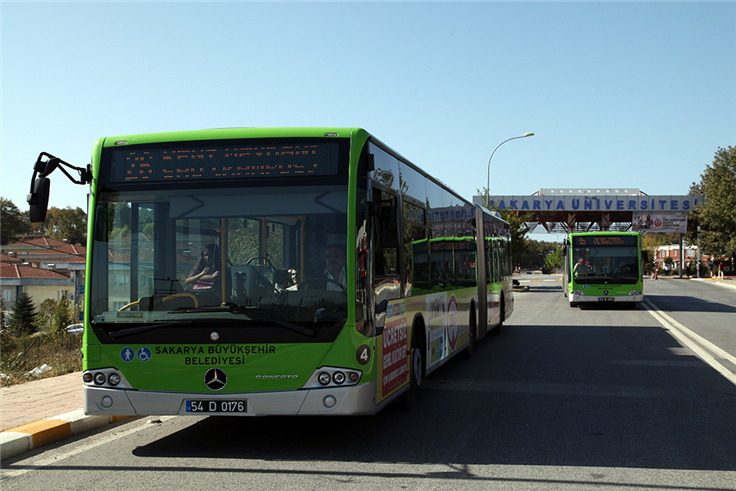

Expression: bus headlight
xmin=629 ymin=290 xmax=642 ymax=296
xmin=307 ymin=367 xmax=363 ymax=388
xmin=83 ymin=368 xmax=132 ymax=389
xmin=572 ymin=290 xmax=583 ymax=296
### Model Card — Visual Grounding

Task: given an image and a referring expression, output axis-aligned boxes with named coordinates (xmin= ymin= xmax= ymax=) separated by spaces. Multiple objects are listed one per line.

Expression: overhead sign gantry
xmin=473 ymin=188 xmax=704 ymax=234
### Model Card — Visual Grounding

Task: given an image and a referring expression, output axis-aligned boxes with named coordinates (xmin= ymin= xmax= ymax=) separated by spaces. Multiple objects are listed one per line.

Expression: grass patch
xmin=1 ymin=331 xmax=82 ymax=387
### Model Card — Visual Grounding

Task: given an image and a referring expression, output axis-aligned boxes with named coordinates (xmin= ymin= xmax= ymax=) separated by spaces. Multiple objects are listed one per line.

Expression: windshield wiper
xmin=109 ymin=320 xmax=192 ymax=340
xmin=177 ymin=305 xmax=317 ymax=338
xmin=244 ymin=310 xmax=317 ymax=338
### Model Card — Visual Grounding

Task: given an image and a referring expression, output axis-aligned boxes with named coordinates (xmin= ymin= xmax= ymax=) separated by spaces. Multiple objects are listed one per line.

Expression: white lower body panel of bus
xmin=569 ymin=293 xmax=643 ymax=304
xmin=84 ymin=381 xmax=380 ymax=417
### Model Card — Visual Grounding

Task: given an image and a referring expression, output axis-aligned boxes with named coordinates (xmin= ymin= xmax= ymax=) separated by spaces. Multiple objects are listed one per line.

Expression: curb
xmin=0 ymin=409 xmax=137 ymax=460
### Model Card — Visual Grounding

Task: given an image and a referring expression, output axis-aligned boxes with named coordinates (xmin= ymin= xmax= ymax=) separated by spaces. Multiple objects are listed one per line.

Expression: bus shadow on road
xmin=131 ymin=324 xmax=736 ymax=473
xmin=646 ymin=294 xmax=736 ymax=314
xmin=521 ymin=285 xmax=562 ymax=294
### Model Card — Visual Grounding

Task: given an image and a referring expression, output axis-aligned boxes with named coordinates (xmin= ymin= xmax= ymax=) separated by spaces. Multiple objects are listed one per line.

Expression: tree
xmin=641 ymin=232 xmax=679 ymax=268
xmin=687 ymin=146 xmax=736 ymax=257
xmin=28 ymin=206 xmax=87 ymax=245
xmin=7 ymin=290 xmax=37 ymax=337
xmin=544 ymin=247 xmax=564 ymax=273
xmin=52 ymin=296 xmax=75 ymax=333
xmin=514 ymin=238 xmax=559 ymax=270
xmin=0 ymin=298 xmax=8 ymax=331
xmin=1 ymin=198 xmax=32 ymax=245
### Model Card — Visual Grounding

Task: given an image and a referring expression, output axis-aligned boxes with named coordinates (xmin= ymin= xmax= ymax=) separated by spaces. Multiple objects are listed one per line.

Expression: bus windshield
xmin=89 ymin=183 xmax=349 ymax=335
xmin=572 ymin=245 xmax=640 ymax=284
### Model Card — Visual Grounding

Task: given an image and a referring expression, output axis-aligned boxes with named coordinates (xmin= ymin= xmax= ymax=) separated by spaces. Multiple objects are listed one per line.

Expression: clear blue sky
xmin=2 ymin=1 xmax=735 ymax=238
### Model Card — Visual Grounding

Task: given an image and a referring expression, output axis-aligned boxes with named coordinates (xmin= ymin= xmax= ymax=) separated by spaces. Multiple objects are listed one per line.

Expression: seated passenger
xmin=273 ymin=269 xmax=291 ymax=293
xmin=184 ymin=244 xmax=221 ymax=291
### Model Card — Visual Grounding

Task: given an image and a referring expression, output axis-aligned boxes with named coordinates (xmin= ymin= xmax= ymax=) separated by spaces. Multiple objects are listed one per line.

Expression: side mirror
xmin=28 ymin=178 xmax=51 ymax=223
xmin=642 ymin=251 xmax=649 ymax=263
xmin=38 ymin=158 xmax=60 ymax=179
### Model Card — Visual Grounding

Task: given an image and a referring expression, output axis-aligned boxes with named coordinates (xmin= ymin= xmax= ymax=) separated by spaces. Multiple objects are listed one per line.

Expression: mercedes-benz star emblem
xmin=204 ymin=368 xmax=227 ymax=391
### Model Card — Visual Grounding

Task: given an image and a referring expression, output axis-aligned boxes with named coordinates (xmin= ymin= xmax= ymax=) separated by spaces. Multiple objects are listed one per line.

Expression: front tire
xmin=461 ymin=308 xmax=476 ymax=360
xmin=401 ymin=329 xmax=423 ymax=410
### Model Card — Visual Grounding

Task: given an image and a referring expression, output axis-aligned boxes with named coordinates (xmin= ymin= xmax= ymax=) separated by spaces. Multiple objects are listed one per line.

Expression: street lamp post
xmin=486 ymin=132 xmax=534 ymax=206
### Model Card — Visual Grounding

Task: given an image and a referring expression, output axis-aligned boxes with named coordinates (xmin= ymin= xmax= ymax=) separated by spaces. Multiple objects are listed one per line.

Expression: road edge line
xmin=643 ymin=299 xmax=736 ymax=388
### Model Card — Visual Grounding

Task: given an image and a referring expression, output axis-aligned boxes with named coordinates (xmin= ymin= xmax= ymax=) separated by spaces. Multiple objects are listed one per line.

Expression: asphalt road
xmin=3 ymin=277 xmax=735 ymax=490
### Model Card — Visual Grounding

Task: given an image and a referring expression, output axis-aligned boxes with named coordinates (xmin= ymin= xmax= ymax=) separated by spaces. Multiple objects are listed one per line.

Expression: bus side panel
xmin=376 ymin=299 xmax=410 ymax=404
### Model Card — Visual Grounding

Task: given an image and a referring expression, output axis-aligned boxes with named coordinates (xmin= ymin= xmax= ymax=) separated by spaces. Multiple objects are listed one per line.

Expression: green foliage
xmin=641 ymin=232 xmax=678 ymax=267
xmin=7 ymin=290 xmax=37 ymax=337
xmin=29 ymin=206 xmax=87 ymax=244
xmin=0 ymin=331 xmax=82 ymax=387
xmin=34 ymin=297 xmax=80 ymax=334
xmin=544 ymin=247 xmax=564 ymax=272
xmin=687 ymin=146 xmax=736 ymax=257
xmin=515 ymin=238 xmax=559 ymax=270
xmin=34 ymin=299 xmax=58 ymax=333
xmin=0 ymin=298 xmax=7 ymax=331
xmin=1 ymin=198 xmax=32 ymax=244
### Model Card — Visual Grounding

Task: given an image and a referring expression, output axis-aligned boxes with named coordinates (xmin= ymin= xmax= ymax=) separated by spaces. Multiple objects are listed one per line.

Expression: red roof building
xmin=1 ymin=262 xmax=75 ymax=309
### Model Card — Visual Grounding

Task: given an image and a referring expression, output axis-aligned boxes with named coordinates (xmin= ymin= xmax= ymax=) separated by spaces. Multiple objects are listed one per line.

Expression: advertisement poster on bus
xmin=426 ymin=292 xmax=462 ymax=368
xmin=446 ymin=295 xmax=459 ymax=352
xmin=379 ymin=300 xmax=408 ymax=399
xmin=427 ymin=293 xmax=446 ymax=367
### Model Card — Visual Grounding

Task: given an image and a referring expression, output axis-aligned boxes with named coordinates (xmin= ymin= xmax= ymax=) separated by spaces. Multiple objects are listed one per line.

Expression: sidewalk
xmin=1 ymin=371 xmax=134 ymax=460
xmin=647 ymin=275 xmax=736 ymax=288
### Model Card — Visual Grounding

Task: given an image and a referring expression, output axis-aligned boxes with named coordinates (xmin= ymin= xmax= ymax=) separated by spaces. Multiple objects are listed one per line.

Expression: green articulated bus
xmin=27 ymin=128 xmax=514 ymax=416
xmin=562 ymin=231 xmax=645 ymax=308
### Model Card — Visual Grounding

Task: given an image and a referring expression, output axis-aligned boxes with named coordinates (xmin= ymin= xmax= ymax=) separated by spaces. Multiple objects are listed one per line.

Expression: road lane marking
xmin=643 ymin=299 xmax=736 ymax=388
xmin=1 ymin=416 xmax=177 ymax=479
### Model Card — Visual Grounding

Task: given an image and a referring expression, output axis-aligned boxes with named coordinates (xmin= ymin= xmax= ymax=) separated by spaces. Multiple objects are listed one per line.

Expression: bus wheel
xmin=461 ymin=308 xmax=476 ymax=360
xmin=402 ymin=329 xmax=423 ymax=410
xmin=492 ymin=297 xmax=504 ymax=335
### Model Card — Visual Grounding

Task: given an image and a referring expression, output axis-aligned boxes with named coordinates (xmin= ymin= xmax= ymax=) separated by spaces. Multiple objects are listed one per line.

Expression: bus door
xmin=371 ymin=186 xmax=408 ymax=402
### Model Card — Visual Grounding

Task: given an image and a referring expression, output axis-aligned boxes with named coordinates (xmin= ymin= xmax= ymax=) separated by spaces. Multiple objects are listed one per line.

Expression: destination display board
xmin=572 ymin=235 xmax=637 ymax=247
xmin=106 ymin=141 xmax=341 ymax=184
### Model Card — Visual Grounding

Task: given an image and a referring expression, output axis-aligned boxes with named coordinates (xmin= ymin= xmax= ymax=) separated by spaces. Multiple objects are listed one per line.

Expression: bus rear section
xmin=563 ymin=232 xmax=644 ymax=308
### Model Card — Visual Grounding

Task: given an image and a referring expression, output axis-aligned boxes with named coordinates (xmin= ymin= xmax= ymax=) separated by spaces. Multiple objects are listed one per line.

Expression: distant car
xmin=65 ymin=323 xmax=84 ymax=335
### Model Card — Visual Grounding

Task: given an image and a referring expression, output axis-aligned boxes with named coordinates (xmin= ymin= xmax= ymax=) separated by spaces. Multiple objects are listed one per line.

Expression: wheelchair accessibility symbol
xmin=137 ymin=347 xmax=152 ymax=362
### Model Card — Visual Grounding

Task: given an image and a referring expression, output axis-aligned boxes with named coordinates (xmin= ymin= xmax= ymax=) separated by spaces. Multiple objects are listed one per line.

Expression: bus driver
xmin=324 ymin=244 xmax=347 ymax=291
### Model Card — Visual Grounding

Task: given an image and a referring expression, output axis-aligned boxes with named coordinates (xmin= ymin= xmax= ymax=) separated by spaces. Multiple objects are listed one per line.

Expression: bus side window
xmin=373 ymin=190 xmax=400 ymax=277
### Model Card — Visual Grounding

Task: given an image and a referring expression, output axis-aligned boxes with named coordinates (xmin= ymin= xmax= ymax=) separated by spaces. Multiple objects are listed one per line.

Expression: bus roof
xmin=98 ymin=127 xmax=370 ymax=148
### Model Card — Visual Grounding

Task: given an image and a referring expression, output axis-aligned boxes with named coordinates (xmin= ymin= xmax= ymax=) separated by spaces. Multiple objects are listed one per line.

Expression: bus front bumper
xmin=84 ymin=381 xmax=379 ymax=417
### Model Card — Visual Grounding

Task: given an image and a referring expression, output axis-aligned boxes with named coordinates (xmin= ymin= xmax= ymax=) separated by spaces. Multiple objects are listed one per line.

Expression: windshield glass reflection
xmin=90 ymin=185 xmax=348 ymax=332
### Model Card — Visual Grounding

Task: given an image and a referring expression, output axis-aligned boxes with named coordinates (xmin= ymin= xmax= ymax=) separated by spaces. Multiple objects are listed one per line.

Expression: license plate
xmin=186 ymin=400 xmax=246 ymax=413
xmin=598 ymin=297 xmax=615 ymax=302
